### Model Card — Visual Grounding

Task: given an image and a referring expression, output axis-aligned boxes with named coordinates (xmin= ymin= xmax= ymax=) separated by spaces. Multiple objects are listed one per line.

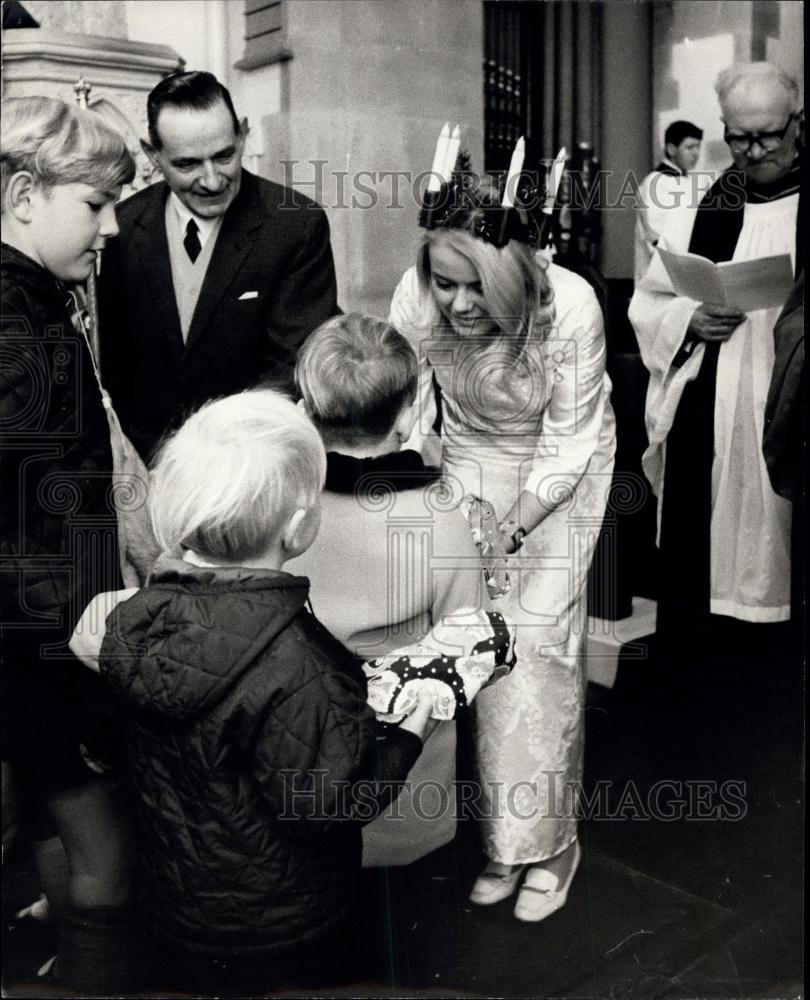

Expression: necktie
xmin=183 ymin=218 xmax=201 ymax=264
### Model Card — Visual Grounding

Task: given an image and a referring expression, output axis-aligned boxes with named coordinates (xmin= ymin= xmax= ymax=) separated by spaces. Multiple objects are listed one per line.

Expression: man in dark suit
xmin=98 ymin=71 xmax=339 ymax=459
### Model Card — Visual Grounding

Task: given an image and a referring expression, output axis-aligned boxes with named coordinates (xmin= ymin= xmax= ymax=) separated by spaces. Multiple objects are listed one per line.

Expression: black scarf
xmin=324 ymin=449 xmax=442 ymax=496
xmin=689 ymin=161 xmax=803 ymax=274
xmin=655 ymin=161 xmax=684 ymax=178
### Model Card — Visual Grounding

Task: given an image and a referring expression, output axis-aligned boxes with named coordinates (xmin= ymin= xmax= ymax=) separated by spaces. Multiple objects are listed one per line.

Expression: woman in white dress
xmin=389 ymin=179 xmax=616 ymax=920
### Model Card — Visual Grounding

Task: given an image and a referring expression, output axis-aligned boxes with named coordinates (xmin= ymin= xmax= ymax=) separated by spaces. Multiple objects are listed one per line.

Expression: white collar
xmin=169 ymin=192 xmax=222 ymax=248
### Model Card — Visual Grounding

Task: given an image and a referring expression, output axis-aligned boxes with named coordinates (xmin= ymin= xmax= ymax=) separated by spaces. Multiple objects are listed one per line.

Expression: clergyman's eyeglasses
xmin=724 ymin=114 xmax=797 ymax=153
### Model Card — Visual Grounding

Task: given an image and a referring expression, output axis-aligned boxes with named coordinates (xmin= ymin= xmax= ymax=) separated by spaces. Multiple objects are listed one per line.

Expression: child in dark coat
xmin=1 ymin=95 xmax=137 ymax=994
xmin=71 ymin=390 xmax=433 ymax=996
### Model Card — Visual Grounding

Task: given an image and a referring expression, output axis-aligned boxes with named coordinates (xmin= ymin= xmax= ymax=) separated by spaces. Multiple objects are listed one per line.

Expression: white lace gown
xmin=390 ymin=259 xmax=616 ymax=864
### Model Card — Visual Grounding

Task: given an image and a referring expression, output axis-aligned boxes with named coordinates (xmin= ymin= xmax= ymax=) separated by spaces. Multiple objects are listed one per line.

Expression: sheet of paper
xmin=657 ymin=248 xmax=794 ymax=312
xmin=716 ymin=254 xmax=795 ymax=312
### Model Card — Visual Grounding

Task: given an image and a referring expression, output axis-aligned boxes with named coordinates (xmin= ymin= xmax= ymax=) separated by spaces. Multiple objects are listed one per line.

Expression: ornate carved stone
xmin=2 ymin=27 xmax=183 ymax=191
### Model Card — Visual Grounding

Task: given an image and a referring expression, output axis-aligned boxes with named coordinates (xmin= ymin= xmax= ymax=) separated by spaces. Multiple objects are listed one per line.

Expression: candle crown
xmin=419 ymin=146 xmax=554 ymax=249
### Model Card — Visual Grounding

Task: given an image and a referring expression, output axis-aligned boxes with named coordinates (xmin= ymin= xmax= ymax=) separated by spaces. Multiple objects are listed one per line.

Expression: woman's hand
xmin=687 ymin=304 xmax=746 ymax=343
xmin=500 ymin=489 xmax=553 ymax=545
xmin=69 ymin=588 xmax=139 ymax=672
xmin=498 ymin=525 xmax=519 ymax=555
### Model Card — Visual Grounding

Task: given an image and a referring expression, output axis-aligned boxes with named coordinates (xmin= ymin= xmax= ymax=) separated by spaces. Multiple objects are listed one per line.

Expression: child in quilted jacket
xmin=1 ymin=96 xmax=138 ymax=995
xmin=71 ymin=389 xmax=436 ymax=996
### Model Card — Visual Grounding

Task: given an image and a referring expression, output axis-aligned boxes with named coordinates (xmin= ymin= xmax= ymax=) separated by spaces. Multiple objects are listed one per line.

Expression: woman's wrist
xmin=499 ymin=519 xmax=527 ymax=554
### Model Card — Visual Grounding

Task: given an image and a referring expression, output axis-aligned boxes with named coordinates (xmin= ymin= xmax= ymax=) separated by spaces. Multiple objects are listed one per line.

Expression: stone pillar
xmin=262 ymin=0 xmax=485 ymax=317
xmin=600 ymin=2 xmax=652 ymax=282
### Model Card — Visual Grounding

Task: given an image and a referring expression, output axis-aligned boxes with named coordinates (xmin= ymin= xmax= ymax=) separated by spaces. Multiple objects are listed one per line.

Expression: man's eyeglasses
xmin=724 ymin=114 xmax=797 ymax=153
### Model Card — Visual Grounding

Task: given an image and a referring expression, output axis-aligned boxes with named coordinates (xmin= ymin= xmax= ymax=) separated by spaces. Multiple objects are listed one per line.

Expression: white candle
xmin=443 ymin=124 xmax=461 ymax=182
xmin=544 ymin=146 xmax=567 ymax=213
xmin=501 ymin=135 xmax=525 ymax=208
xmin=428 ymin=123 xmax=451 ymax=193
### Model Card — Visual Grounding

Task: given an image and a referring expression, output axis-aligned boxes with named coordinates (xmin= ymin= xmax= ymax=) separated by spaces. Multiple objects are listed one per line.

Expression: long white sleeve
xmin=628 ymin=203 xmax=703 ymax=496
xmin=524 ymin=267 xmax=615 ymax=505
xmin=389 ymin=266 xmax=439 ymax=455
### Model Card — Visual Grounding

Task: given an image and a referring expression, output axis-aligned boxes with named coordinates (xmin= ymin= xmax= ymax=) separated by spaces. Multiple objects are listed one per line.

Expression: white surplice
xmin=634 ymin=163 xmax=713 ymax=283
xmin=629 ymin=194 xmax=796 ymax=623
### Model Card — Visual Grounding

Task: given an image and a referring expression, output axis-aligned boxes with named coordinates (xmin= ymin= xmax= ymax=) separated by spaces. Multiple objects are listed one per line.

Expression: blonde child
xmin=1 ymin=96 xmax=138 ymax=992
xmin=72 ymin=390 xmax=435 ymax=996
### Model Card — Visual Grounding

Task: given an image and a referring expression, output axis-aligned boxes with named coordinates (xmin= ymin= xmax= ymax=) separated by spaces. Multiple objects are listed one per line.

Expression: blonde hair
xmin=715 ymin=62 xmax=801 ymax=116
xmin=296 ymin=313 xmax=417 ymax=445
xmin=1 ymin=96 xmax=135 ymax=201
xmin=415 ymin=176 xmax=554 ymax=355
xmin=149 ymin=390 xmax=326 ymax=562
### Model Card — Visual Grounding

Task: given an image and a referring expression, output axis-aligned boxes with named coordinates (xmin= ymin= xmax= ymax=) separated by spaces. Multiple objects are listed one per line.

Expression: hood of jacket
xmin=101 ymin=556 xmax=311 ymax=722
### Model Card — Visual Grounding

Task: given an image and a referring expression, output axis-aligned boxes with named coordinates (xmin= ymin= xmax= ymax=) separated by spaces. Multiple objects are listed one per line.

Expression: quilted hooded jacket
xmin=100 ymin=558 xmax=420 ymax=957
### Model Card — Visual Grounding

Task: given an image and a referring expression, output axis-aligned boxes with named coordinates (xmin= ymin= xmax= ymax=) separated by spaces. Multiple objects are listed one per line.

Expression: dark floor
xmin=2 ymin=626 xmax=804 ymax=998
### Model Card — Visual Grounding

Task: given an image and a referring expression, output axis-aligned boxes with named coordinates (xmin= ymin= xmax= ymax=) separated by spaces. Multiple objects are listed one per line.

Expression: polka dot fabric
xmin=362 ymin=609 xmax=516 ymax=722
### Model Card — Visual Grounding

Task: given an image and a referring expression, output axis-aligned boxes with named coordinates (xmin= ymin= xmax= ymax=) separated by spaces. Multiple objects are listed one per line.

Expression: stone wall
xmin=1 ymin=25 xmax=183 ymax=194
xmin=21 ymin=0 xmax=127 ymax=38
xmin=599 ymin=0 xmax=805 ymax=281
xmin=653 ymin=0 xmax=804 ymax=177
xmin=263 ymin=0 xmax=485 ymax=317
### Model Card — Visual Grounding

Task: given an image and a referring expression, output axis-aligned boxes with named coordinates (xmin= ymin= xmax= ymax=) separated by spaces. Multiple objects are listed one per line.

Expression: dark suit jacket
xmin=98 ymin=170 xmax=339 ymax=459
xmin=763 ymin=272 xmax=804 ymax=502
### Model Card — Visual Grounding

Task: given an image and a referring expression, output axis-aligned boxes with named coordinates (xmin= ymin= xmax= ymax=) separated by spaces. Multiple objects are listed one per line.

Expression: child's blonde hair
xmin=149 ymin=390 xmax=326 ymax=562
xmin=296 ymin=313 xmax=417 ymax=445
xmin=1 ymin=96 xmax=135 ymax=201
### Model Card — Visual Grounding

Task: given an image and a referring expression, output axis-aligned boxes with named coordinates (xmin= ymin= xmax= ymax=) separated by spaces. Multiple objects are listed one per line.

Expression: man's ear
xmin=238 ymin=117 xmax=249 ymax=147
xmin=140 ymin=139 xmax=161 ymax=171
xmin=664 ymin=142 xmax=676 ymax=161
xmin=5 ymin=172 xmax=37 ymax=222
